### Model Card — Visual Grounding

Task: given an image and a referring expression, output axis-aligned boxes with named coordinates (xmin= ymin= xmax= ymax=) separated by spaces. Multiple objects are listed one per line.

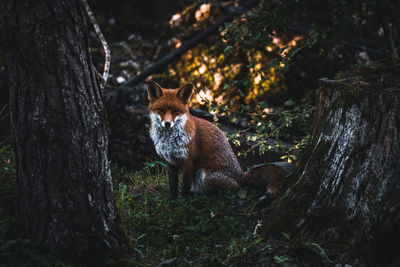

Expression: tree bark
xmin=0 ymin=0 xmax=129 ymax=259
xmin=261 ymin=65 xmax=400 ymax=266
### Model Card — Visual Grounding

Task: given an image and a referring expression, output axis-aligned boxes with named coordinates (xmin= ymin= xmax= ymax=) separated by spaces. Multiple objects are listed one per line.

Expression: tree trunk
xmin=261 ymin=65 xmax=400 ymax=266
xmin=0 ymin=0 xmax=129 ymax=259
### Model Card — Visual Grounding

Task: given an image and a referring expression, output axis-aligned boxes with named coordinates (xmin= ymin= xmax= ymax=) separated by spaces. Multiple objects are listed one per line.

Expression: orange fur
xmin=147 ymin=81 xmax=243 ymax=198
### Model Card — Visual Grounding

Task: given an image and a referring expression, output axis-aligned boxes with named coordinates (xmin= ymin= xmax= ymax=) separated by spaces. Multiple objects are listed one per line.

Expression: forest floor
xmin=0 ymin=144 xmax=334 ymax=266
xmin=110 ymin=162 xmax=293 ymax=266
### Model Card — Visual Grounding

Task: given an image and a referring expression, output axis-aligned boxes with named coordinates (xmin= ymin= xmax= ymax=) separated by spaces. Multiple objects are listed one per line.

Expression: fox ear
xmin=177 ymin=83 xmax=194 ymax=104
xmin=147 ymin=81 xmax=163 ymax=101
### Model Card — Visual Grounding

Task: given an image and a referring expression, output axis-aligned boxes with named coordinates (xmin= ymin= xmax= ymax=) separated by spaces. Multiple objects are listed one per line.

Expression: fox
xmin=147 ymin=81 xmax=291 ymax=198
xmin=147 ymin=81 xmax=243 ymax=198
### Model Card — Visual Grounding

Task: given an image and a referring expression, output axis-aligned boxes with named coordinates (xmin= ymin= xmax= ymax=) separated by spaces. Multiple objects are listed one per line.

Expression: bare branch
xmin=81 ymin=0 xmax=111 ymax=90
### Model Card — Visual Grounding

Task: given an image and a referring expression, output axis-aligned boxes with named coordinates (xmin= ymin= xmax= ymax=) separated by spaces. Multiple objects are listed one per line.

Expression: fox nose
xmin=164 ymin=121 xmax=171 ymax=128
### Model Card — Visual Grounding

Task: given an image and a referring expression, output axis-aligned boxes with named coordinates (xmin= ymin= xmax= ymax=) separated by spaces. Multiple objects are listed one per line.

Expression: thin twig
xmin=93 ymin=67 xmax=104 ymax=80
xmin=0 ymin=104 xmax=7 ymax=115
xmin=196 ymin=92 xmax=277 ymax=117
xmin=238 ymin=126 xmax=253 ymax=134
xmin=244 ymin=108 xmax=313 ymax=154
xmin=0 ymin=140 xmax=6 ymax=146
xmin=81 ymin=0 xmax=111 ymax=90
xmin=0 ymin=104 xmax=8 ymax=121
xmin=228 ymin=108 xmax=277 ymax=117
xmin=156 ymin=258 xmax=177 ymax=267
xmin=245 ymin=123 xmax=287 ymax=154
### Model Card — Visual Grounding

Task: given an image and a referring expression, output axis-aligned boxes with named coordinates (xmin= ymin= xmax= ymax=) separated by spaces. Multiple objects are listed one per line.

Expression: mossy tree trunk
xmin=262 ymin=66 xmax=400 ymax=266
xmin=0 ymin=0 xmax=129 ymax=259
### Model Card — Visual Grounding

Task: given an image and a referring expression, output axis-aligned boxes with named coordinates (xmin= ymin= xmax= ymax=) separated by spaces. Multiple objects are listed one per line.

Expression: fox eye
xmin=156 ymin=108 xmax=165 ymax=113
xmin=172 ymin=109 xmax=181 ymax=115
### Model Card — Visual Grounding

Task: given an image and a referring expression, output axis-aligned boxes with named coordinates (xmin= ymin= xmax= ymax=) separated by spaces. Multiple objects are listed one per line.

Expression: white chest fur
xmin=149 ymin=113 xmax=191 ymax=166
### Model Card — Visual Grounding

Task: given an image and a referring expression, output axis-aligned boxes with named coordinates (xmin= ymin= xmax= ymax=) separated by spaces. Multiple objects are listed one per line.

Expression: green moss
xmin=331 ymin=63 xmax=400 ymax=102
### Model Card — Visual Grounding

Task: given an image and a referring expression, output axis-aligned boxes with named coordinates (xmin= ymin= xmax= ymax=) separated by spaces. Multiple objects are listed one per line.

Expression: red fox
xmin=147 ymin=81 xmax=291 ymax=198
xmin=147 ymin=81 xmax=243 ymax=198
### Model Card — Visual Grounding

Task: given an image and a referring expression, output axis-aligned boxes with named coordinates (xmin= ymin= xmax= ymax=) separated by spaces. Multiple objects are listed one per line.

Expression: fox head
xmin=147 ymin=81 xmax=194 ymax=129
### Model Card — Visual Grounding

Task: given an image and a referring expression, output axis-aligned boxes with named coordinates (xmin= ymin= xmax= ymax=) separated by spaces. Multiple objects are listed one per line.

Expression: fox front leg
xmin=167 ymin=163 xmax=179 ymax=199
xmin=181 ymin=160 xmax=194 ymax=198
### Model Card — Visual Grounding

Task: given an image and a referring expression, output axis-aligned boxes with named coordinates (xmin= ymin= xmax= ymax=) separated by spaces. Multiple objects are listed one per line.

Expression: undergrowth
xmin=110 ymin=162 xmax=270 ymax=266
xmin=0 ymin=146 xmax=333 ymax=266
xmin=109 ymin=162 xmax=333 ymax=266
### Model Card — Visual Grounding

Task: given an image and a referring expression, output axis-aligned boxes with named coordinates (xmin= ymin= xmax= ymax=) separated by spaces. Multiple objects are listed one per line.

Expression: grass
xmin=0 ymin=145 xmax=334 ymax=266
xmin=110 ymin=162 xmax=269 ymax=266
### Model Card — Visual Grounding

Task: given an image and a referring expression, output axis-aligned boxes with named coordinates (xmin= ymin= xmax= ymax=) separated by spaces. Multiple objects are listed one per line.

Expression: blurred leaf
xmin=224 ymin=45 xmax=232 ymax=52
xmin=284 ymin=99 xmax=295 ymax=106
